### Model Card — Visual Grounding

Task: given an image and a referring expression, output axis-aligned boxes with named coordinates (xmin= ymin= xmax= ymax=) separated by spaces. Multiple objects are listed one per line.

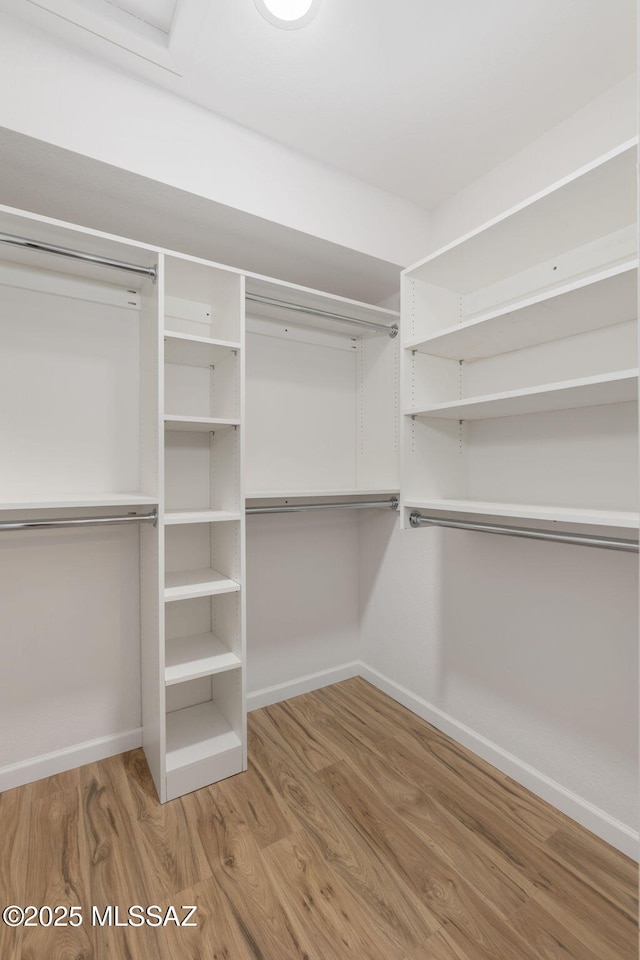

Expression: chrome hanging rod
xmin=246 ymin=292 xmax=398 ymax=338
xmin=0 ymin=509 xmax=158 ymax=532
xmin=409 ymin=512 xmax=638 ymax=553
xmin=247 ymin=498 xmax=398 ymax=515
xmin=0 ymin=233 xmax=157 ymax=281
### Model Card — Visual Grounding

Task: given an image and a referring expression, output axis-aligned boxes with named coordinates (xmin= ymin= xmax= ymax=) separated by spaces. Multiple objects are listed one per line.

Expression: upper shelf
xmin=406 ymin=369 xmax=638 ymax=421
xmin=405 ymin=261 xmax=638 ymax=361
xmin=403 ymin=140 xmax=637 ymax=292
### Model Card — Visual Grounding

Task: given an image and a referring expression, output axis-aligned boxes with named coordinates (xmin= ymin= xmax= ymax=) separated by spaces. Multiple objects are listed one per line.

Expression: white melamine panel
xmin=357 ymin=335 xmax=400 ymax=490
xmin=164 ymin=256 xmax=242 ymax=342
xmin=0 ymin=525 xmax=141 ymax=768
xmin=0 ymin=279 xmax=142 ymax=500
xmin=164 ymin=510 xmax=240 ymax=524
xmin=165 ymin=634 xmax=241 ymax=685
xmin=245 ymin=329 xmax=358 ymax=494
xmin=407 ymin=262 xmax=638 ymax=360
xmin=164 ymin=569 xmax=240 ymax=602
xmin=407 ymin=370 xmax=637 ymax=421
xmin=164 ymin=415 xmax=240 ymax=432
xmin=164 ymin=333 xmax=241 ymax=367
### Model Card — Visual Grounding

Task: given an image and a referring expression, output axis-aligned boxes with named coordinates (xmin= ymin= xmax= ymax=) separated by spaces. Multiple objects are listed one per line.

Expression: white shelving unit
xmin=401 ymin=140 xmax=639 ymax=534
xmin=155 ymin=254 xmax=245 ymax=803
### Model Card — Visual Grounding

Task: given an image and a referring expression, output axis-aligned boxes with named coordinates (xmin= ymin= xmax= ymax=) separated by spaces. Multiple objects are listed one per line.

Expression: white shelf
xmin=405 ymin=261 xmax=638 ymax=361
xmin=164 ymin=415 xmax=240 ymax=433
xmin=165 ymin=701 xmax=242 ymax=772
xmin=165 ymin=633 xmax=241 ymax=685
xmin=164 ymin=568 xmax=240 ymax=602
xmin=246 ymin=488 xmax=400 ymax=500
xmin=164 ymin=510 xmax=241 ymax=525
xmin=0 ymin=494 xmax=158 ymax=511
xmin=405 ymin=141 xmax=637 ymax=290
xmin=164 ymin=331 xmax=240 ymax=367
xmin=403 ymin=499 xmax=639 ymax=530
xmin=406 ymin=370 xmax=638 ymax=421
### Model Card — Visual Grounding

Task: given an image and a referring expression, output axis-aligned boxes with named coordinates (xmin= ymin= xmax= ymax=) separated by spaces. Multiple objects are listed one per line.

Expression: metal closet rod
xmin=0 ymin=232 xmax=157 ymax=281
xmin=0 ymin=509 xmax=158 ymax=532
xmin=409 ymin=512 xmax=639 ymax=553
xmin=246 ymin=292 xmax=398 ymax=338
xmin=247 ymin=498 xmax=398 ymax=515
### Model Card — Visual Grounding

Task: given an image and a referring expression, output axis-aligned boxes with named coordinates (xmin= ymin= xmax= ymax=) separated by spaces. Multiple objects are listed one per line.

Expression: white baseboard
xmin=359 ymin=662 xmax=639 ymax=862
xmin=0 ymin=728 xmax=142 ymax=793
xmin=248 ymin=662 xmax=360 ymax=711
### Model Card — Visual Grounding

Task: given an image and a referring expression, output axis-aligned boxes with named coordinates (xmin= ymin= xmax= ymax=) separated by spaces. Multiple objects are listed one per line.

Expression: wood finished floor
xmin=0 ymin=678 xmax=637 ymax=960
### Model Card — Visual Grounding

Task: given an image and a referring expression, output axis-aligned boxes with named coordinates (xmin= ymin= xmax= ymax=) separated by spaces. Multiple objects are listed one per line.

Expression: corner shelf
xmin=406 ymin=369 xmax=638 ymax=421
xmin=164 ymin=568 xmax=241 ymax=602
xmin=165 ymin=634 xmax=242 ymax=685
xmin=405 ymin=261 xmax=637 ymax=361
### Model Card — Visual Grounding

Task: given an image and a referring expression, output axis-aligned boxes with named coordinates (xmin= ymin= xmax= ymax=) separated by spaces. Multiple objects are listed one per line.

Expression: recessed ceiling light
xmin=254 ymin=0 xmax=321 ymax=29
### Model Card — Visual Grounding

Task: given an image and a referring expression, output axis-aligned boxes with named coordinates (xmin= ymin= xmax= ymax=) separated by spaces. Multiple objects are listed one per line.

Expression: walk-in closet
xmin=0 ymin=1 xmax=637 ymax=958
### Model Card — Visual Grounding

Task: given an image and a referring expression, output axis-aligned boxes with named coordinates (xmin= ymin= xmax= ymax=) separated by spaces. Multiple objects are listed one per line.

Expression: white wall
xmin=246 ymin=512 xmax=361 ymax=707
xmin=427 ymin=76 xmax=637 ymax=255
xmin=0 ymin=14 xmax=430 ymax=268
xmin=360 ymin=82 xmax=639 ymax=856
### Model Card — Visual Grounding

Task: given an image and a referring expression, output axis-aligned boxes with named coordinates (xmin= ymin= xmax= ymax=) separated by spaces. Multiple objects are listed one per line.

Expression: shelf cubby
xmin=165 ymin=591 xmax=242 ymax=681
xmin=164 ymin=335 xmax=240 ymax=422
xmin=164 ymin=255 xmax=242 ymax=342
xmin=164 ymin=520 xmax=241 ymax=602
xmin=165 ymin=634 xmax=241 ymax=684
xmin=164 ymin=426 xmax=240 ymax=515
xmin=165 ymin=681 xmax=243 ymax=801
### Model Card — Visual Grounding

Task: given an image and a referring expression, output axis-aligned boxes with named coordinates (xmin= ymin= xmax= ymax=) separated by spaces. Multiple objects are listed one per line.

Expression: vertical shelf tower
xmin=144 ymin=253 xmax=246 ymax=803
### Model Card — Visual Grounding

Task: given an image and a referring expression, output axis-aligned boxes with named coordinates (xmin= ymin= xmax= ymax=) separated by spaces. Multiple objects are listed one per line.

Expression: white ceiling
xmin=3 ymin=0 xmax=636 ymax=210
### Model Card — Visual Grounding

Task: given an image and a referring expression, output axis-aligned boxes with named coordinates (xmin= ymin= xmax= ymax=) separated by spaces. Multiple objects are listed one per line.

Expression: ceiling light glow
xmin=254 ymin=0 xmax=320 ymax=29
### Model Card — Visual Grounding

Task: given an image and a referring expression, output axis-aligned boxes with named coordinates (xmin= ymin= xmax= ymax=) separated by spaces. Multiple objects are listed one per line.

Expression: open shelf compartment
xmin=165 ymin=592 xmax=242 ymax=684
xmin=165 ymin=673 xmax=243 ymax=800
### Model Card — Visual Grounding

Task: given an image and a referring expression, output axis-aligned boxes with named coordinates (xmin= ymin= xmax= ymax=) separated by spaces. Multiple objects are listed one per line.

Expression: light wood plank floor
xmin=0 ymin=678 xmax=637 ymax=959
